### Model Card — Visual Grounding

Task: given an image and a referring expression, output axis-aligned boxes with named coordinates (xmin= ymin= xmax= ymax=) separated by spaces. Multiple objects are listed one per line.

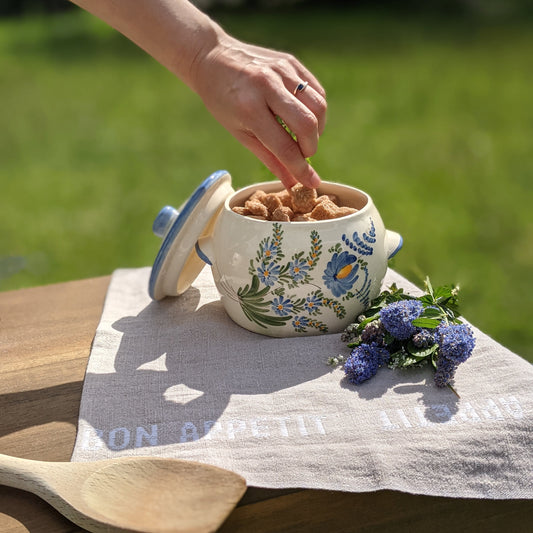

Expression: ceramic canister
xmin=150 ymin=171 xmax=402 ymax=337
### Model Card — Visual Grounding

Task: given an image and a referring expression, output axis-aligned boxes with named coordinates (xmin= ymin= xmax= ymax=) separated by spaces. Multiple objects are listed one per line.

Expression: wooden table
xmin=1 ymin=277 xmax=531 ymax=533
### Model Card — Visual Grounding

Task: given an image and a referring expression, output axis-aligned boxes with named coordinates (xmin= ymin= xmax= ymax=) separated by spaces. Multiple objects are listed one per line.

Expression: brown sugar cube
xmin=271 ymin=206 xmax=294 ymax=222
xmin=289 ymin=184 xmax=318 ymax=213
xmin=335 ymin=206 xmax=358 ymax=217
xmin=231 ymin=206 xmax=251 ymax=216
xmin=316 ymin=194 xmax=340 ymax=206
xmin=245 ymin=199 xmax=269 ymax=218
xmin=310 ymin=198 xmax=341 ymax=220
xmin=275 ymin=189 xmax=293 ymax=208
xmin=263 ymin=193 xmax=283 ymax=216
xmin=293 ymin=213 xmax=316 ymax=222
xmin=248 ymin=190 xmax=267 ymax=203
xmin=311 ymin=199 xmax=357 ymax=220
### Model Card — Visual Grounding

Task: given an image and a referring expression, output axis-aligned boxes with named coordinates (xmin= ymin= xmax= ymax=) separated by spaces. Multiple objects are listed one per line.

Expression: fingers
xmin=242 ymin=46 xmax=327 ymax=136
xmin=293 ymin=83 xmax=327 ymax=136
xmin=245 ymin=43 xmax=326 ymax=101
xmin=235 ymin=110 xmax=322 ymax=189
xmin=292 ymin=64 xmax=327 ymax=101
xmin=235 ymin=130 xmax=298 ymax=189
xmin=275 ymin=104 xmax=319 ymax=159
xmin=265 ymin=59 xmax=327 ymax=138
xmin=195 ymin=39 xmax=326 ymax=188
xmin=266 ymin=83 xmax=325 ymax=159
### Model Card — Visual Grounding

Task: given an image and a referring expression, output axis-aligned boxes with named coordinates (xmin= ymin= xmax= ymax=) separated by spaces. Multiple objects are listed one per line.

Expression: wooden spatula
xmin=0 ymin=453 xmax=246 ymax=532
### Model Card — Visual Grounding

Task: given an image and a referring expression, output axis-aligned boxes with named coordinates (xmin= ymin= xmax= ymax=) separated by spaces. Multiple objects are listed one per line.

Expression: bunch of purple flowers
xmin=329 ymin=278 xmax=476 ymax=394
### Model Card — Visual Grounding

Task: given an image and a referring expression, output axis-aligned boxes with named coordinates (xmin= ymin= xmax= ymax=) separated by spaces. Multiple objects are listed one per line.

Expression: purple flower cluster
xmin=360 ymin=320 xmax=387 ymax=345
xmin=437 ymin=323 xmax=476 ymax=363
xmin=379 ymin=300 xmax=423 ymax=340
xmin=338 ymin=291 xmax=476 ymax=392
xmin=434 ymin=359 xmax=457 ymax=388
xmin=434 ymin=324 xmax=475 ymax=387
xmin=343 ymin=342 xmax=390 ymax=385
xmin=412 ymin=329 xmax=435 ymax=348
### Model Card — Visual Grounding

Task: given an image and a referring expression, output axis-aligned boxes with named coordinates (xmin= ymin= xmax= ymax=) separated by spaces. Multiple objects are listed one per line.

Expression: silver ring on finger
xmin=293 ymin=81 xmax=309 ymax=95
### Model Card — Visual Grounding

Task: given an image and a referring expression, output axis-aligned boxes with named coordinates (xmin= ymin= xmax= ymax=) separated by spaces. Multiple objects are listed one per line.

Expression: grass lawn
xmin=0 ymin=6 xmax=532 ymax=361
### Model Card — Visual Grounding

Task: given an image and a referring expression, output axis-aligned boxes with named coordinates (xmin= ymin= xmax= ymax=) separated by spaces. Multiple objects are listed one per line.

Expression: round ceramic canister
xmin=149 ymin=170 xmax=402 ymax=337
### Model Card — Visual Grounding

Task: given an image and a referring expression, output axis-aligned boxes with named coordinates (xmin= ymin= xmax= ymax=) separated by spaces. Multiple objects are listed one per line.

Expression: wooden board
xmin=1 ymin=277 xmax=531 ymax=532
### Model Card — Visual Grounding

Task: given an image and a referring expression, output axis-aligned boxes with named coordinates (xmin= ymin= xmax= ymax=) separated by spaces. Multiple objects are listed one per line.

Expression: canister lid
xmin=149 ymin=170 xmax=234 ymax=300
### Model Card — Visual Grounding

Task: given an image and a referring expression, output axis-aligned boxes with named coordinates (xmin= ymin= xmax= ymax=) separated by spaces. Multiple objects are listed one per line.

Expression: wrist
xmin=179 ymin=17 xmax=230 ymax=94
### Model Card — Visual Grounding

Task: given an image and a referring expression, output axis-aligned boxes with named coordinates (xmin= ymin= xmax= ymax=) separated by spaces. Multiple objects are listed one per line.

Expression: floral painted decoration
xmin=322 ymin=251 xmax=360 ymax=297
xmin=328 ymin=278 xmax=476 ymax=395
xmin=235 ymin=221 xmax=376 ymax=333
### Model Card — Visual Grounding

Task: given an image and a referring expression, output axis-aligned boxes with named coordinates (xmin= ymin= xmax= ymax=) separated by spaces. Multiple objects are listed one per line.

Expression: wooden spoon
xmin=0 ymin=453 xmax=246 ymax=532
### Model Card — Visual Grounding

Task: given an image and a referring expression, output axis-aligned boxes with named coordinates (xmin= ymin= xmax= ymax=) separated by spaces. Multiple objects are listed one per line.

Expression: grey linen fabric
xmin=72 ymin=267 xmax=533 ymax=499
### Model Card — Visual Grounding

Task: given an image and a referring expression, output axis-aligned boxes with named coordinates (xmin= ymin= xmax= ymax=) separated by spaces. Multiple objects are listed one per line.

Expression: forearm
xmin=70 ymin=0 xmax=326 ymax=188
xmin=69 ymin=0 xmax=225 ymax=89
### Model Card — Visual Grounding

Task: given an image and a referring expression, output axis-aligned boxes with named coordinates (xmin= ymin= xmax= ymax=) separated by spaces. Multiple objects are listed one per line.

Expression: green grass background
xmin=1 ymin=7 xmax=531 ymax=362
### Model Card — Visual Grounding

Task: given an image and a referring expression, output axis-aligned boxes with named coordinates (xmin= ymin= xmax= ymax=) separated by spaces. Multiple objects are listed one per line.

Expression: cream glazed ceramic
xmin=150 ymin=171 xmax=402 ymax=338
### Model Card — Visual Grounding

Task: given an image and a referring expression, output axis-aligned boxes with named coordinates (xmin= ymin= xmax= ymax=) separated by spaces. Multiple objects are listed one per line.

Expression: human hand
xmin=191 ymin=34 xmax=327 ymax=189
xmin=68 ymin=1 xmax=325 ymax=188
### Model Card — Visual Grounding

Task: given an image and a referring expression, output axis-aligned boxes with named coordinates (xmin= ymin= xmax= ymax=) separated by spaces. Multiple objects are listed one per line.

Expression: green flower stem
xmin=447 ymin=383 xmax=460 ymax=398
xmin=275 ymin=116 xmax=312 ymax=165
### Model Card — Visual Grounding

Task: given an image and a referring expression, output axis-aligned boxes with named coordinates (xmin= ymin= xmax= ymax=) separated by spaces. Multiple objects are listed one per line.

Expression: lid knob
xmin=152 ymin=206 xmax=179 ymax=238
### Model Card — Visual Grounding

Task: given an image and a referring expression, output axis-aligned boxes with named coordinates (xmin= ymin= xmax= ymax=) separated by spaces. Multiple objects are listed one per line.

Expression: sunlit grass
xmin=1 ymin=7 xmax=531 ymax=360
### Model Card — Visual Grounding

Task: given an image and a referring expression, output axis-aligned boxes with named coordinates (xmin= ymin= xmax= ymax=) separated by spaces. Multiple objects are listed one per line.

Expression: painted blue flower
xmin=289 ymin=258 xmax=310 ymax=282
xmin=304 ymin=294 xmax=323 ymax=313
xmin=257 ymin=262 xmax=281 ymax=287
xmin=322 ymin=251 xmax=359 ymax=297
xmin=292 ymin=315 xmax=309 ymax=331
xmin=261 ymin=239 xmax=279 ymax=261
xmin=271 ymin=296 xmax=293 ymax=316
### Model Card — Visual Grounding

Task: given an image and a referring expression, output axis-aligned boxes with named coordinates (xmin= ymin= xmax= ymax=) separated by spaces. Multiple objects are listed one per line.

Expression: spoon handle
xmin=0 ymin=454 xmax=104 ymax=532
xmin=0 ymin=453 xmax=48 ymax=493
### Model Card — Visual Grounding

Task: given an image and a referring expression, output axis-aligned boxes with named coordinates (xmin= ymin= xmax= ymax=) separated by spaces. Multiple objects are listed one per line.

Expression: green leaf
xmin=242 ymin=290 xmax=270 ymax=301
xmin=419 ymin=307 xmax=443 ymax=319
xmin=389 ymin=349 xmax=422 ymax=368
xmin=255 ymin=314 xmax=291 ymax=327
xmin=433 ymin=285 xmax=453 ymax=301
xmin=399 ymin=357 xmax=421 ymax=367
xmin=412 ymin=317 xmax=441 ymax=329
xmin=241 ymin=303 xmax=291 ymax=328
xmin=250 ymin=274 xmax=260 ymax=292
xmin=419 ymin=294 xmax=435 ymax=306
xmin=407 ymin=341 xmax=439 ymax=359
xmin=238 ymin=283 xmax=250 ymax=296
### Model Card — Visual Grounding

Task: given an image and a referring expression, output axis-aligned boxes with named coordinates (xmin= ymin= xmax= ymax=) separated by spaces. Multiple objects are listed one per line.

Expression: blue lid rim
xmin=148 ymin=170 xmax=229 ymax=299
